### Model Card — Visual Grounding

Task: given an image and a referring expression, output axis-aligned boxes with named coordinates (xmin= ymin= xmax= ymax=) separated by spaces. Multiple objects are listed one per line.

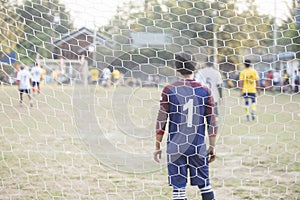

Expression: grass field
xmin=0 ymin=83 xmax=299 ymax=199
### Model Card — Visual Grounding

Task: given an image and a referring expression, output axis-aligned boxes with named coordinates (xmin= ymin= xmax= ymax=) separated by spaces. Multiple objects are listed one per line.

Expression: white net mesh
xmin=0 ymin=0 xmax=299 ymax=199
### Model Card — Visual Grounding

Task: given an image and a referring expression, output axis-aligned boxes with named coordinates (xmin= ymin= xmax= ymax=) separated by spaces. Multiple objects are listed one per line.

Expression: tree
xmin=0 ymin=0 xmax=24 ymax=55
xmin=278 ymin=0 xmax=300 ymax=58
xmin=101 ymin=0 xmax=276 ymax=72
xmin=16 ymin=0 xmax=73 ymax=65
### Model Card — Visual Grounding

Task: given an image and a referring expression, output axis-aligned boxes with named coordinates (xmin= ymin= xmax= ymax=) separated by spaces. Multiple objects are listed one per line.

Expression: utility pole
xmin=50 ymin=12 xmax=60 ymax=59
xmin=273 ymin=0 xmax=278 ymax=70
xmin=145 ymin=0 xmax=148 ymax=13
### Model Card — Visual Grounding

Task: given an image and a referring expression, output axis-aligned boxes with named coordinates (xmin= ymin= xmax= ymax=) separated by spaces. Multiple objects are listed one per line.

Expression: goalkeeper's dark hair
xmin=175 ymin=52 xmax=195 ymax=75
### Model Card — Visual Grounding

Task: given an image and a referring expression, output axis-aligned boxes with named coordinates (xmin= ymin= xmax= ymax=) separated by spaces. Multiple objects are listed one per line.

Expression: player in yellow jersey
xmin=40 ymin=66 xmax=46 ymax=84
xmin=239 ymin=59 xmax=260 ymax=121
xmin=52 ymin=69 xmax=58 ymax=85
xmin=112 ymin=68 xmax=121 ymax=86
xmin=89 ymin=68 xmax=99 ymax=85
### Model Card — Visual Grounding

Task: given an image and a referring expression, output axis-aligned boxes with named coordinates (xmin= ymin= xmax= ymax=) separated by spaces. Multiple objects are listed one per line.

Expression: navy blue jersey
xmin=156 ymin=79 xmax=217 ymax=155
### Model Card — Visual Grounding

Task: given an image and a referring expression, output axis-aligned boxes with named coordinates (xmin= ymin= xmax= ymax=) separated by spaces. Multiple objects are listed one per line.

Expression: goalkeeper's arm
xmin=208 ymin=136 xmax=216 ymax=163
xmin=154 ymin=133 xmax=163 ymax=163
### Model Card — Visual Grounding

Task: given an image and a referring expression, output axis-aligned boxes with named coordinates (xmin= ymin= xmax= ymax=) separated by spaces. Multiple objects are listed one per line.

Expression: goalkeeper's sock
xmin=173 ymin=186 xmax=187 ymax=200
xmin=199 ymin=185 xmax=215 ymax=200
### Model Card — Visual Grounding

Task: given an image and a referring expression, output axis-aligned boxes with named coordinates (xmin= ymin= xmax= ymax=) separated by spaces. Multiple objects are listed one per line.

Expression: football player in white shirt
xmin=16 ymin=65 xmax=33 ymax=107
xmin=195 ymin=62 xmax=223 ymax=115
xmin=101 ymin=66 xmax=112 ymax=87
xmin=31 ymin=64 xmax=42 ymax=94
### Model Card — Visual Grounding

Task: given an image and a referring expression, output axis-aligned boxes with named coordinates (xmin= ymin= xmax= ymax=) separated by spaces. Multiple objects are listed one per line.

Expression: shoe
xmin=246 ymin=115 xmax=250 ymax=121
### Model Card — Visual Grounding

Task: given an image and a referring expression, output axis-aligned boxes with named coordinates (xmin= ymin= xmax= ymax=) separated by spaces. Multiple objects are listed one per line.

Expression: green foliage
xmin=103 ymin=0 xmax=283 ymax=71
xmin=138 ymin=18 xmax=154 ymax=26
xmin=279 ymin=1 xmax=300 ymax=58
xmin=0 ymin=63 xmax=15 ymax=81
xmin=140 ymin=48 xmax=157 ymax=58
xmin=0 ymin=1 xmax=24 ymax=54
xmin=15 ymin=0 xmax=73 ymax=65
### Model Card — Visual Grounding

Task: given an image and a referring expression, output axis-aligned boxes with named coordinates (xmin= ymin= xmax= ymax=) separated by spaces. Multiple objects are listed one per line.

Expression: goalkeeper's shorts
xmin=167 ymin=153 xmax=210 ymax=188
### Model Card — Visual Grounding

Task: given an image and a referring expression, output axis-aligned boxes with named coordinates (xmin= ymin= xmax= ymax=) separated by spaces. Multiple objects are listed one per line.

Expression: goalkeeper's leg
xmin=172 ymin=186 xmax=187 ymax=200
xmin=198 ymin=185 xmax=215 ymax=200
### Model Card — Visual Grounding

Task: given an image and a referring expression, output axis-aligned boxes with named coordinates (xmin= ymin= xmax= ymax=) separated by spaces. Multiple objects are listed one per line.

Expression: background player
xmin=16 ymin=65 xmax=33 ymax=107
xmin=239 ymin=59 xmax=260 ymax=121
xmin=195 ymin=60 xmax=223 ymax=117
xmin=154 ymin=52 xmax=217 ymax=200
xmin=89 ymin=67 xmax=99 ymax=85
xmin=40 ymin=66 xmax=47 ymax=84
xmin=112 ymin=67 xmax=121 ymax=87
xmin=101 ymin=66 xmax=112 ymax=87
xmin=31 ymin=63 xmax=42 ymax=94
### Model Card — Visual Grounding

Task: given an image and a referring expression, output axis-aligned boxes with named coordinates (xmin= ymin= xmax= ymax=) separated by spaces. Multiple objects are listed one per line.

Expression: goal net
xmin=0 ymin=0 xmax=299 ymax=199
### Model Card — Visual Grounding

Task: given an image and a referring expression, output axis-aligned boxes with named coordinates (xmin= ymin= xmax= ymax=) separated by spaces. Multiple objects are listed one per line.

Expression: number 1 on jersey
xmin=183 ymin=99 xmax=193 ymax=127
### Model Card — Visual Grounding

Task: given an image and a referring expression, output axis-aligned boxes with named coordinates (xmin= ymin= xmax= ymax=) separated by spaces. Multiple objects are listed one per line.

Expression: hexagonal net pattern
xmin=0 ymin=0 xmax=299 ymax=199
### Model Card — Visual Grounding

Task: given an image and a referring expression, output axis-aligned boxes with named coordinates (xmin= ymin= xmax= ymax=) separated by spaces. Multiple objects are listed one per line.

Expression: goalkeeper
xmin=154 ymin=52 xmax=217 ymax=200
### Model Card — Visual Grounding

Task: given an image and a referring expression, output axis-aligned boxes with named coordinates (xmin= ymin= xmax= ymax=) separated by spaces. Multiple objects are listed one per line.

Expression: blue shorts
xmin=167 ymin=153 xmax=210 ymax=188
xmin=242 ymin=93 xmax=256 ymax=99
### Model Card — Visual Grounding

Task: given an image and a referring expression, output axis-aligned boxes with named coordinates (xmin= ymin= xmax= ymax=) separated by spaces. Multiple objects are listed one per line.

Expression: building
xmin=53 ymin=27 xmax=114 ymax=66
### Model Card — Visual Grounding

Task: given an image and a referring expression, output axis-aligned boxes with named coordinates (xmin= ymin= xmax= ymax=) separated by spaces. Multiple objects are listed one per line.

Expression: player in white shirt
xmin=272 ymin=69 xmax=281 ymax=92
xmin=16 ymin=65 xmax=33 ymax=107
xmin=101 ymin=66 xmax=112 ymax=87
xmin=31 ymin=64 xmax=42 ymax=94
xmin=195 ymin=62 xmax=223 ymax=115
